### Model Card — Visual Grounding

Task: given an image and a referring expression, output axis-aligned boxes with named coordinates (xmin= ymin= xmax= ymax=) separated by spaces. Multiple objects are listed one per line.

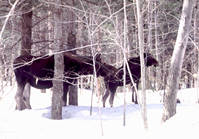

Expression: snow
xmin=0 ymin=86 xmax=199 ymax=139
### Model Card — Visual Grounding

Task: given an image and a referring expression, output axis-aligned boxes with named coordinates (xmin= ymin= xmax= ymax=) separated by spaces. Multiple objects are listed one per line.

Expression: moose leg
xmin=109 ymin=87 xmax=117 ymax=107
xmin=109 ymin=93 xmax=114 ymax=107
xmin=134 ymin=93 xmax=138 ymax=104
xmin=62 ymin=83 xmax=69 ymax=106
xmin=132 ymin=86 xmax=135 ymax=103
xmin=132 ymin=82 xmax=139 ymax=104
xmin=102 ymin=89 xmax=109 ymax=107
xmin=102 ymin=82 xmax=110 ymax=107
xmin=132 ymin=89 xmax=138 ymax=104
xmin=23 ymin=83 xmax=31 ymax=109
xmin=15 ymin=83 xmax=26 ymax=110
xmin=135 ymin=82 xmax=139 ymax=104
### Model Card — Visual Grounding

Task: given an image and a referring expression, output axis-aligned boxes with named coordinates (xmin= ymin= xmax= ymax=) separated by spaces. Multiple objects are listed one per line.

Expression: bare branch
xmin=0 ymin=0 xmax=20 ymax=46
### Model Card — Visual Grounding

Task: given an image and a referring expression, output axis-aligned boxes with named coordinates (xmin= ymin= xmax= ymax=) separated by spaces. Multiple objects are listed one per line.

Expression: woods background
xmin=0 ymin=0 xmax=199 ymax=96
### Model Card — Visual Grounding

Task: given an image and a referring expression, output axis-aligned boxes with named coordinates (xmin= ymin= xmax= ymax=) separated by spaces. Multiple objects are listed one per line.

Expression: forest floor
xmin=0 ymin=86 xmax=199 ymax=139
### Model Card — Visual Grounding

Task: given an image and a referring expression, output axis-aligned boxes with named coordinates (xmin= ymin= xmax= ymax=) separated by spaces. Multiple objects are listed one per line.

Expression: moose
xmin=102 ymin=53 xmax=158 ymax=107
xmin=13 ymin=52 xmax=113 ymax=110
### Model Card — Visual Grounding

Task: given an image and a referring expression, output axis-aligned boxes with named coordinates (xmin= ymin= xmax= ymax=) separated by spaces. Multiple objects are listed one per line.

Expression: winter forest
xmin=0 ymin=0 xmax=199 ymax=139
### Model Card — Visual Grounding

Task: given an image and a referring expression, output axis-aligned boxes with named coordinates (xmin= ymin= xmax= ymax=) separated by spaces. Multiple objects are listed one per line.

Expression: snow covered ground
xmin=0 ymin=86 xmax=199 ymax=139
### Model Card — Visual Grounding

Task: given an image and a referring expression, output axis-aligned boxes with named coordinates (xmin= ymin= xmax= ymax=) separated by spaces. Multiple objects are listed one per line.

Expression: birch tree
xmin=123 ymin=0 xmax=127 ymax=126
xmin=135 ymin=0 xmax=148 ymax=129
xmin=162 ymin=0 xmax=195 ymax=122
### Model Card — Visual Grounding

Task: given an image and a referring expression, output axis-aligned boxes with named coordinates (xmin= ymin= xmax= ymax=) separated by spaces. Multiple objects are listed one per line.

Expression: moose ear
xmin=95 ymin=53 xmax=101 ymax=62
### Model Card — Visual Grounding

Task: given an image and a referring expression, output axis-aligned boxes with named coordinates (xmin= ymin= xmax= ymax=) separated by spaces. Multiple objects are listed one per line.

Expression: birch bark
xmin=162 ymin=0 xmax=195 ymax=122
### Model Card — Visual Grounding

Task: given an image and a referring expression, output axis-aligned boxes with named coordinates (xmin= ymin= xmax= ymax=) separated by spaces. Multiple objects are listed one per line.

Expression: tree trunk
xmin=193 ymin=1 xmax=199 ymax=89
xmin=47 ymin=5 xmax=54 ymax=55
xmin=68 ymin=32 xmax=78 ymax=105
xmin=69 ymin=85 xmax=78 ymax=105
xmin=66 ymin=0 xmax=78 ymax=106
xmin=154 ymin=1 xmax=161 ymax=90
xmin=135 ymin=0 xmax=148 ymax=129
xmin=51 ymin=0 xmax=64 ymax=120
xmin=0 ymin=57 xmax=4 ymax=94
xmin=162 ymin=0 xmax=195 ymax=122
xmin=123 ymin=0 xmax=127 ymax=126
xmin=19 ymin=0 xmax=32 ymax=109
xmin=39 ymin=12 xmax=47 ymax=94
xmin=193 ymin=1 xmax=199 ymax=102
xmin=186 ymin=62 xmax=192 ymax=88
xmin=21 ymin=1 xmax=32 ymax=55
